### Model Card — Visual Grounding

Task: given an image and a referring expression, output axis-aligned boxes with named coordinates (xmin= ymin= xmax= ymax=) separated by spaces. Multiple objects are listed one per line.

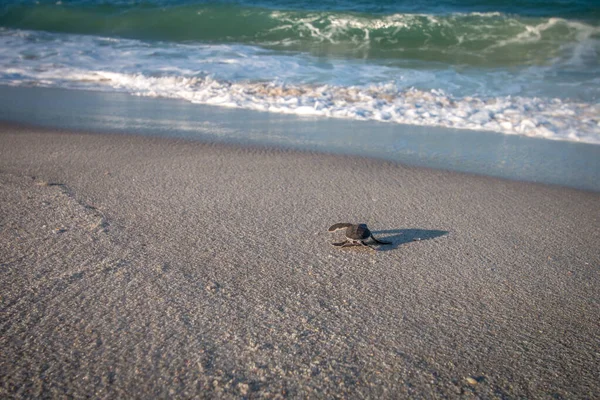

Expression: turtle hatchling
xmin=328 ymin=223 xmax=391 ymax=249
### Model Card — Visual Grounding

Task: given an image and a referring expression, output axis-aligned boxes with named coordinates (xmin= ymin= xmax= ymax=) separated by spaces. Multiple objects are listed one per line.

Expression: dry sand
xmin=1 ymin=123 xmax=599 ymax=398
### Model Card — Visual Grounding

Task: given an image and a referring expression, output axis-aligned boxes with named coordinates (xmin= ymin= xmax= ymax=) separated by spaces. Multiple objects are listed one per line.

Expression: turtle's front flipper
xmin=331 ymin=241 xmax=348 ymax=247
xmin=371 ymin=236 xmax=392 ymax=245
xmin=328 ymin=223 xmax=354 ymax=232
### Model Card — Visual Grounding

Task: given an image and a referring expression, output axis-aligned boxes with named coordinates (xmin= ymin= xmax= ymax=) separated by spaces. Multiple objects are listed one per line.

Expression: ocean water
xmin=0 ymin=0 xmax=599 ymax=143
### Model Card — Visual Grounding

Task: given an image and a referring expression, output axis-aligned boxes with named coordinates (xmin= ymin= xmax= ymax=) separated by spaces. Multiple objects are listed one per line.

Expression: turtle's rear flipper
xmin=371 ymin=236 xmax=392 ymax=245
xmin=360 ymin=241 xmax=376 ymax=250
xmin=331 ymin=241 xmax=348 ymax=247
xmin=328 ymin=223 xmax=354 ymax=232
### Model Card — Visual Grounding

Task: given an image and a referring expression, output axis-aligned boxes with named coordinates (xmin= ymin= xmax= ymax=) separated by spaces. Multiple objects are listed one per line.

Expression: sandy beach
xmin=1 ymin=123 xmax=599 ymax=398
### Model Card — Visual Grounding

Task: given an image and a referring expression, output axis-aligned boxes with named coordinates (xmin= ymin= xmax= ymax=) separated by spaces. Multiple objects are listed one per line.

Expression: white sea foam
xmin=268 ymin=10 xmax=600 ymax=58
xmin=11 ymin=68 xmax=597 ymax=144
xmin=0 ymin=28 xmax=598 ymax=144
xmin=269 ymin=11 xmax=445 ymax=45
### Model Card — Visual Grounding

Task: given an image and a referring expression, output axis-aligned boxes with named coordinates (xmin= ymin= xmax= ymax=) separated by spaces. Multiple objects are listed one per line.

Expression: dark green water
xmin=1 ymin=0 xmax=599 ymax=66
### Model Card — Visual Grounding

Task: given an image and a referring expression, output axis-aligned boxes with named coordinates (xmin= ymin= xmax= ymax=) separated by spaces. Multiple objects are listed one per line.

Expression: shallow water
xmin=1 ymin=85 xmax=598 ymax=192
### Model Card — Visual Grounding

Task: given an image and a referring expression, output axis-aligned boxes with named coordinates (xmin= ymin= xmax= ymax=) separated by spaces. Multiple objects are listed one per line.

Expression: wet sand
xmin=1 ymin=123 xmax=599 ymax=398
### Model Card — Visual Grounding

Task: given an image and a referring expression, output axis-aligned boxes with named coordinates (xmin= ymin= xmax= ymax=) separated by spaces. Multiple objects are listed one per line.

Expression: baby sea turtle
xmin=328 ymin=223 xmax=391 ymax=249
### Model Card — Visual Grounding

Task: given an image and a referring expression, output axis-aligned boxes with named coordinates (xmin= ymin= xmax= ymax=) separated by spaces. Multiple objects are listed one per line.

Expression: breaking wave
xmin=1 ymin=2 xmax=599 ymax=67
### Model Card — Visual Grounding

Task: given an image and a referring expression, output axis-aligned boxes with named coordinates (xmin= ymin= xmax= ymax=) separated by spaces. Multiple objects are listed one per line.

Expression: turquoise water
xmin=2 ymin=1 xmax=598 ymax=67
xmin=0 ymin=0 xmax=599 ymax=143
xmin=2 ymin=1 xmax=599 ymax=69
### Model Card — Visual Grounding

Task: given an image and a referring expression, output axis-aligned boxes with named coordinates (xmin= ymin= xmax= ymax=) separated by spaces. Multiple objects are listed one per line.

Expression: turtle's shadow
xmin=371 ymin=228 xmax=449 ymax=251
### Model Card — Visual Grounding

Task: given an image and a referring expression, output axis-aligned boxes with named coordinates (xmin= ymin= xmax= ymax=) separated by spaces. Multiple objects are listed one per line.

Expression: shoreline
xmin=1 ymin=85 xmax=599 ymax=192
xmin=2 ymin=118 xmax=599 ymax=196
xmin=1 ymin=124 xmax=599 ymax=397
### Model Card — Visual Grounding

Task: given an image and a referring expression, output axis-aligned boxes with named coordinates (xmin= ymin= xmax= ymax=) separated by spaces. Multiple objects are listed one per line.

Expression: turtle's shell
xmin=346 ymin=224 xmax=371 ymax=240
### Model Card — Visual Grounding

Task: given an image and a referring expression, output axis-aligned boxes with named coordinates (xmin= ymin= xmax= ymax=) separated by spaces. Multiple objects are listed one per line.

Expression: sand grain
xmin=1 ymin=124 xmax=599 ymax=398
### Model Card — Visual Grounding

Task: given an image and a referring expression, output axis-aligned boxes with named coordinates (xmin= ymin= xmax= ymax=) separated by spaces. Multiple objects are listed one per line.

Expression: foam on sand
xmin=8 ymin=67 xmax=598 ymax=144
